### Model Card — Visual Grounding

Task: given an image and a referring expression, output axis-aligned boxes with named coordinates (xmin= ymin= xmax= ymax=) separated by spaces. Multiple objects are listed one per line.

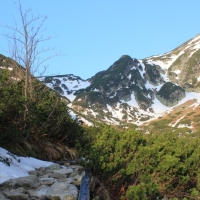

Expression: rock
xmin=0 ymin=163 xmax=84 ymax=200
xmin=45 ymin=163 xmax=61 ymax=171
xmin=39 ymin=174 xmax=50 ymax=179
xmin=0 ymin=193 xmax=9 ymax=200
xmin=37 ymin=171 xmax=44 ymax=176
xmin=71 ymin=165 xmax=83 ymax=171
xmin=64 ymin=162 xmax=71 ymax=167
xmin=72 ymin=175 xmax=83 ymax=186
xmin=3 ymin=175 xmax=40 ymax=189
xmin=56 ymin=177 xmax=74 ymax=184
xmin=53 ymin=168 xmax=74 ymax=175
xmin=49 ymin=172 xmax=66 ymax=179
xmin=4 ymin=187 xmax=28 ymax=200
xmin=28 ymin=170 xmax=38 ymax=176
xmin=156 ymin=82 xmax=186 ymax=107
xmin=39 ymin=177 xmax=55 ymax=185
xmin=69 ymin=171 xmax=79 ymax=178
xmin=38 ymin=166 xmax=45 ymax=172
xmin=46 ymin=182 xmax=78 ymax=200
xmin=28 ymin=185 xmax=48 ymax=199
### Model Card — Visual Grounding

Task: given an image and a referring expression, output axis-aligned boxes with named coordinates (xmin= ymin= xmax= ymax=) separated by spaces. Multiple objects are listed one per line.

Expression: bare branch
xmin=1 ymin=0 xmax=62 ymax=102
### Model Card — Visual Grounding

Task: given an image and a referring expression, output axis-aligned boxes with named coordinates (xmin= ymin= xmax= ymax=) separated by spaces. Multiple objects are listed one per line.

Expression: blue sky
xmin=1 ymin=1 xmax=200 ymax=79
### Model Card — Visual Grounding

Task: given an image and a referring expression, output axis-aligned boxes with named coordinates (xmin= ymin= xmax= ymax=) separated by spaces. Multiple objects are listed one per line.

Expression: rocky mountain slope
xmin=2 ymin=34 xmax=200 ymax=127
xmin=147 ymin=34 xmax=200 ymax=92
xmin=38 ymin=34 xmax=200 ymax=127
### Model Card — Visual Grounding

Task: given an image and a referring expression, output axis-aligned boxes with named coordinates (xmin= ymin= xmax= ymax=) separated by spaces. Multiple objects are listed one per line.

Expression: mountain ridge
xmin=27 ymin=34 xmax=200 ymax=126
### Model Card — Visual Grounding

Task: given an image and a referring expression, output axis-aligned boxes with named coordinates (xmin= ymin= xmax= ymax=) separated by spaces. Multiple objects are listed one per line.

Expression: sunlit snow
xmin=149 ymin=50 xmax=185 ymax=70
xmin=188 ymin=34 xmax=200 ymax=45
xmin=173 ymin=70 xmax=181 ymax=74
xmin=169 ymin=115 xmax=186 ymax=127
xmin=0 ymin=147 xmax=53 ymax=184
xmin=125 ymin=94 xmax=137 ymax=107
xmin=138 ymin=61 xmax=145 ymax=78
xmin=128 ymin=74 xmax=131 ymax=80
xmin=107 ymin=103 xmax=124 ymax=120
xmin=177 ymin=123 xmax=193 ymax=129
xmin=39 ymin=76 xmax=90 ymax=102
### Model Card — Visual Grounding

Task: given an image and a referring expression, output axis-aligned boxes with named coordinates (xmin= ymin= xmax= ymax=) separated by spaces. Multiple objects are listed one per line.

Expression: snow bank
xmin=0 ymin=147 xmax=53 ymax=184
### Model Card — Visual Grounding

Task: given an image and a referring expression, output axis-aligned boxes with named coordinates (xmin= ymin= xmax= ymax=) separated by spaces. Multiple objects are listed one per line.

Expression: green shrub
xmin=80 ymin=124 xmax=200 ymax=199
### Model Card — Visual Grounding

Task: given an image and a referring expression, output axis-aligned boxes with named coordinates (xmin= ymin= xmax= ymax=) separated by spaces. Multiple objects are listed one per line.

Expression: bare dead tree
xmin=1 ymin=0 xmax=57 ymax=97
xmin=1 ymin=0 xmax=58 ymax=119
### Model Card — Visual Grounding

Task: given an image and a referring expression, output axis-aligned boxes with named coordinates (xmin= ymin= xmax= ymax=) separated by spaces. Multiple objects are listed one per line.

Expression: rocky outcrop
xmin=134 ymin=91 xmax=152 ymax=110
xmin=53 ymin=86 xmax=64 ymax=95
xmin=144 ymin=63 xmax=165 ymax=86
xmin=0 ymin=163 xmax=83 ymax=200
xmin=156 ymin=82 xmax=186 ymax=107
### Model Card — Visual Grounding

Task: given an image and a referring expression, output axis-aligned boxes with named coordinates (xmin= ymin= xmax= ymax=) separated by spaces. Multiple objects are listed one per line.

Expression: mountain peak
xmin=39 ymin=34 xmax=200 ymax=126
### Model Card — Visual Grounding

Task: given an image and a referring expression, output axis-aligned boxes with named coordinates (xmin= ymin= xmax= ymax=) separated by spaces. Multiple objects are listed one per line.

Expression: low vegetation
xmin=79 ymin=124 xmax=200 ymax=199
xmin=0 ymin=67 xmax=84 ymax=160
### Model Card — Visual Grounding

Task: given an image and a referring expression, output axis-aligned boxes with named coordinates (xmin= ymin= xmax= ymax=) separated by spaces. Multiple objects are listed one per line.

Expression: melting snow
xmin=107 ymin=103 xmax=124 ymax=120
xmin=169 ymin=115 xmax=186 ymax=127
xmin=109 ymin=92 xmax=116 ymax=98
xmin=68 ymin=108 xmax=76 ymax=119
xmin=138 ymin=61 xmax=145 ymax=78
xmin=125 ymin=94 xmax=138 ymax=107
xmin=188 ymin=34 xmax=200 ymax=45
xmin=189 ymin=44 xmax=200 ymax=57
xmin=131 ymin=66 xmax=136 ymax=70
xmin=177 ymin=123 xmax=193 ymax=129
xmin=173 ymin=70 xmax=181 ymax=74
xmin=149 ymin=50 xmax=184 ymax=70
xmin=146 ymin=60 xmax=154 ymax=65
xmin=39 ymin=76 xmax=90 ymax=101
xmin=187 ymin=101 xmax=200 ymax=110
xmin=145 ymin=80 xmax=163 ymax=91
xmin=0 ymin=147 xmax=52 ymax=184
xmin=93 ymin=88 xmax=99 ymax=92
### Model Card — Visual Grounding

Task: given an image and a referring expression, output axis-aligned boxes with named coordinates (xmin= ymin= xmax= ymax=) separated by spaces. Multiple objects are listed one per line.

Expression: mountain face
xmin=148 ymin=34 xmax=200 ymax=92
xmin=39 ymin=34 xmax=200 ymax=126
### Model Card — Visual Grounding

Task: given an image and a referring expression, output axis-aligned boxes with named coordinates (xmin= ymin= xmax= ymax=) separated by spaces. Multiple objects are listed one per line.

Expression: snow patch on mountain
xmin=149 ymin=52 xmax=184 ymax=70
xmin=173 ymin=70 xmax=181 ymax=74
xmin=181 ymin=92 xmax=200 ymax=104
xmin=68 ymin=108 xmax=93 ymax=126
xmin=138 ymin=60 xmax=145 ymax=77
xmin=39 ymin=75 xmax=90 ymax=101
xmin=107 ymin=103 xmax=124 ymax=120
xmin=169 ymin=115 xmax=186 ymax=127
xmin=65 ymin=73 xmax=200 ymax=126
xmin=124 ymin=94 xmax=138 ymax=107
xmin=188 ymin=34 xmax=200 ymax=44
xmin=177 ymin=123 xmax=193 ymax=129
xmin=145 ymin=80 xmax=163 ymax=91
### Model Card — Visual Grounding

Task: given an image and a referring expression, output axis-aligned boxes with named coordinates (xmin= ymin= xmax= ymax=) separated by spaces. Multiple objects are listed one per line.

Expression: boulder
xmin=4 ymin=187 xmax=28 ymax=200
xmin=45 ymin=163 xmax=61 ymax=171
xmin=46 ymin=182 xmax=78 ymax=200
xmin=39 ymin=177 xmax=55 ymax=185
xmin=0 ymin=163 xmax=84 ymax=200
xmin=3 ymin=175 xmax=40 ymax=189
